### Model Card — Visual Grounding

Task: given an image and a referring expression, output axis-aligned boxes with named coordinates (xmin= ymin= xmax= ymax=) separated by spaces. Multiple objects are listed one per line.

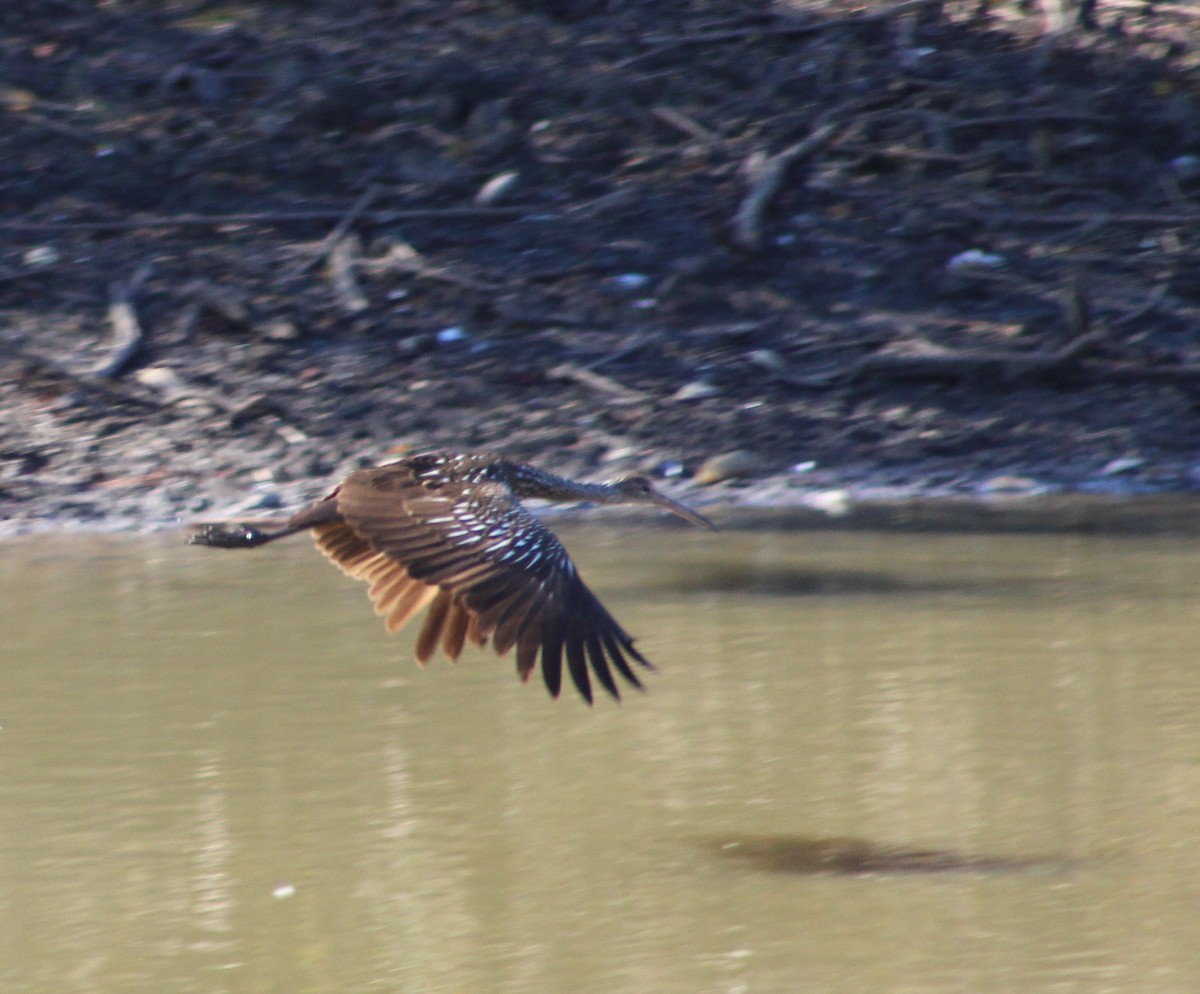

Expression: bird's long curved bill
xmin=651 ymin=492 xmax=717 ymax=530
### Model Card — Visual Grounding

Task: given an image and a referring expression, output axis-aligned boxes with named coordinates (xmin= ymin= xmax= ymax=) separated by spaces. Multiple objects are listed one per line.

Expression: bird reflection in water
xmin=705 ymin=835 xmax=1075 ymax=875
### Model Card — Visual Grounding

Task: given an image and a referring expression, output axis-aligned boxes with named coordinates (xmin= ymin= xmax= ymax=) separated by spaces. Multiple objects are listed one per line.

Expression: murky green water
xmin=3 ymin=519 xmax=1200 ymax=994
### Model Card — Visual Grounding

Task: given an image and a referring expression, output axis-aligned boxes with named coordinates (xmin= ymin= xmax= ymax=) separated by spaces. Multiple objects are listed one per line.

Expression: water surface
xmin=2 ymin=521 xmax=1200 ymax=993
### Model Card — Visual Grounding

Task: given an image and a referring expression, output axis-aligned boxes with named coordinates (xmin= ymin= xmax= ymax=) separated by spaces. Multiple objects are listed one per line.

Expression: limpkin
xmin=188 ymin=451 xmax=715 ymax=702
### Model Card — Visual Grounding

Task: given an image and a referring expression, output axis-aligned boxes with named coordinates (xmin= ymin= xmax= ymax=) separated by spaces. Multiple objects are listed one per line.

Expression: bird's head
xmin=611 ymin=475 xmax=717 ymax=530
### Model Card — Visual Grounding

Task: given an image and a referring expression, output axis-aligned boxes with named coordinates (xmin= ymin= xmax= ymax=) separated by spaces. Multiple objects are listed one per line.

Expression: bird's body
xmin=189 ymin=451 xmax=714 ymax=702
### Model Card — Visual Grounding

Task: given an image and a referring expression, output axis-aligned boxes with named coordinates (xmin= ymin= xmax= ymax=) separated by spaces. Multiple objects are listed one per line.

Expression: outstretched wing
xmin=315 ymin=462 xmax=651 ymax=702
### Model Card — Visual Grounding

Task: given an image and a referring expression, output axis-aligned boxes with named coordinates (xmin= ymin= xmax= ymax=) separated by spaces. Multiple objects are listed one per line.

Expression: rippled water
xmin=3 ymin=518 xmax=1200 ymax=993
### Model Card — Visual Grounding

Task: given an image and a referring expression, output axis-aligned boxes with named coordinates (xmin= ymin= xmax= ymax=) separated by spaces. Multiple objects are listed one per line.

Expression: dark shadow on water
xmin=666 ymin=565 xmax=1054 ymax=599
xmin=701 ymin=835 xmax=1077 ymax=876
xmin=716 ymin=496 xmax=1200 ymax=536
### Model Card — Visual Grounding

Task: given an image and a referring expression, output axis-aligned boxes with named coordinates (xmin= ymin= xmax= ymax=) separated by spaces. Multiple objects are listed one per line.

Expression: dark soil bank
xmin=4 ymin=0 xmax=1200 ymax=533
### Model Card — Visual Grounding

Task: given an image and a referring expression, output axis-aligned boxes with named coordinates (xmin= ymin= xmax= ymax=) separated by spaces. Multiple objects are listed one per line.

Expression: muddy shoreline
xmin=5 ymin=1 xmax=1200 ymax=536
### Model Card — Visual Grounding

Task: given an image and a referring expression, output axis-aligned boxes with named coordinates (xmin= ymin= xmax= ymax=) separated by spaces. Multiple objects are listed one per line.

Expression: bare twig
xmin=730 ymin=120 xmax=841 ymax=252
xmin=616 ymin=0 xmax=943 ymax=68
xmin=650 ymin=106 xmax=725 ymax=150
xmin=547 ymin=363 xmax=649 ymax=404
xmin=13 ymin=110 xmax=99 ymax=145
xmin=1111 ymin=283 xmax=1170 ymax=330
xmin=281 ymin=182 xmax=381 ymax=281
xmin=949 ymin=111 xmax=1115 ymax=129
xmin=1080 ymin=363 xmax=1200 ymax=385
xmin=1062 ymin=268 xmax=1092 ymax=340
xmin=362 ymin=238 xmax=500 ymax=292
xmin=961 ymin=208 xmax=1200 ymax=228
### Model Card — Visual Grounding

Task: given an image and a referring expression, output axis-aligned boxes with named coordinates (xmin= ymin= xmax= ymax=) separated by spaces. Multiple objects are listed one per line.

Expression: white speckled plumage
xmin=189 ymin=450 xmax=714 ymax=702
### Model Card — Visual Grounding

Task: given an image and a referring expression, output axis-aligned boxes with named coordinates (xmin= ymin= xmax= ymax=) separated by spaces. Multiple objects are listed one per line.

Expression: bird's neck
xmin=503 ymin=463 xmax=618 ymax=504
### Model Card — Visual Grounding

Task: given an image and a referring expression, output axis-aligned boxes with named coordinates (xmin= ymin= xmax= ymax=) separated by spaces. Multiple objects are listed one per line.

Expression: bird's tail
xmin=187 ymin=519 xmax=304 ymax=549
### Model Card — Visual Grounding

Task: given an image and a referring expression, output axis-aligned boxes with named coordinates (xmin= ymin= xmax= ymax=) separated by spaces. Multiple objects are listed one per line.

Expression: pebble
xmin=804 ymin=489 xmax=850 ymax=516
xmin=23 ymin=245 xmax=60 ymax=267
xmin=262 ymin=318 xmax=300 ymax=341
xmin=977 ymin=475 xmax=1043 ymax=495
xmin=1099 ymin=456 xmax=1143 ymax=476
xmin=475 ymin=170 xmax=520 ymax=205
xmin=1171 ymin=155 xmax=1200 ymax=181
xmin=611 ymin=273 xmax=650 ymax=290
xmin=135 ymin=365 xmax=184 ymax=391
xmin=694 ymin=450 xmax=758 ymax=485
xmin=946 ymin=249 xmax=1006 ymax=273
xmin=601 ymin=444 xmax=638 ymax=463
xmin=672 ymin=380 xmax=719 ymax=401
xmin=435 ymin=326 xmax=468 ymax=344
xmin=747 ymin=349 xmax=784 ymax=372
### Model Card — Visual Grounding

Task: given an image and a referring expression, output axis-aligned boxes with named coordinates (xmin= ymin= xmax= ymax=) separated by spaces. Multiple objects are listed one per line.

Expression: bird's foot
xmin=187 ymin=522 xmax=274 ymax=548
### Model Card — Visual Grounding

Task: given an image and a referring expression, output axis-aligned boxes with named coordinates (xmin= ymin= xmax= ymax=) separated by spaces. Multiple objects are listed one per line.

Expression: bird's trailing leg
xmin=187 ymin=520 xmax=303 ymax=549
xmin=189 ymin=496 xmax=342 ymax=549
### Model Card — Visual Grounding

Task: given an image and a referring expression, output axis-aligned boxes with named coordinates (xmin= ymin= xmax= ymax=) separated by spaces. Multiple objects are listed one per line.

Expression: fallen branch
xmin=650 ymin=106 xmax=725 ymax=150
xmin=841 ymin=266 xmax=1200 ymax=389
xmin=362 ymin=238 xmax=500 ymax=292
xmin=849 ymin=331 xmax=1104 ymax=384
xmin=1 ymin=347 xmax=159 ymax=408
xmin=0 ymin=205 xmax=534 ymax=234
xmin=960 ymin=208 xmax=1200 ymax=228
xmin=730 ymin=120 xmax=841 ymax=252
xmin=87 ymin=264 xmax=152 ymax=379
xmin=948 ymin=111 xmax=1116 ymax=130
xmin=134 ymin=366 xmax=310 ymax=443
xmin=616 ymin=0 xmax=943 ymax=68
xmin=547 ymin=363 xmax=649 ymax=404
xmin=1075 ymin=362 xmax=1200 ymax=386
xmin=281 ymin=181 xmax=381 ymax=281
xmin=184 ymin=280 xmax=253 ymax=330
xmin=327 ymin=234 xmax=370 ymax=314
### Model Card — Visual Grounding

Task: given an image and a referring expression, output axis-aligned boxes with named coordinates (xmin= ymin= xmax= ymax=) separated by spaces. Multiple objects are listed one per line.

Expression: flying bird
xmin=188 ymin=451 xmax=715 ymax=702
